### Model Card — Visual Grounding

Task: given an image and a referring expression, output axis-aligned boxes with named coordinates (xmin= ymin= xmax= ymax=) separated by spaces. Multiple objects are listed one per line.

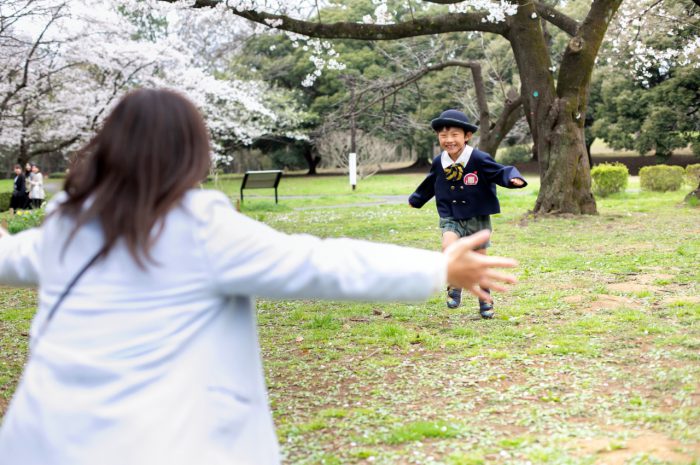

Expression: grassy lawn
xmin=1 ymin=174 xmax=699 ymax=464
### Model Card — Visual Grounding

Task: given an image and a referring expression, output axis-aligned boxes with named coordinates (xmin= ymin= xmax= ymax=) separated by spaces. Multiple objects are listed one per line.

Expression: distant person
xmin=27 ymin=164 xmax=45 ymax=209
xmin=409 ymin=109 xmax=527 ymax=319
xmin=0 ymin=89 xmax=518 ymax=465
xmin=10 ymin=165 xmax=28 ymax=213
xmin=24 ymin=162 xmax=32 ymax=183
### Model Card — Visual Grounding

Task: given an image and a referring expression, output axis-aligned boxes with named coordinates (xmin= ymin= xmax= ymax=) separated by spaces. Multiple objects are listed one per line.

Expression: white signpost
xmin=349 ymin=152 xmax=357 ymax=190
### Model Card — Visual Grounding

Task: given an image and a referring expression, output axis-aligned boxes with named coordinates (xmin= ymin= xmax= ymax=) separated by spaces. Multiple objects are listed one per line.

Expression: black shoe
xmin=479 ymin=288 xmax=494 ymax=319
xmin=447 ymin=287 xmax=462 ymax=308
xmin=479 ymin=301 xmax=495 ymax=319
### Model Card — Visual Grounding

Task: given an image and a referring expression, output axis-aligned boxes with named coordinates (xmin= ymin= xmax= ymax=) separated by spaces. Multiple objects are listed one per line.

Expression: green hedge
xmin=0 ymin=192 xmax=12 ymax=212
xmin=591 ymin=162 xmax=628 ymax=197
xmin=639 ymin=165 xmax=685 ymax=192
xmin=686 ymin=164 xmax=700 ymax=186
xmin=496 ymin=144 xmax=532 ymax=165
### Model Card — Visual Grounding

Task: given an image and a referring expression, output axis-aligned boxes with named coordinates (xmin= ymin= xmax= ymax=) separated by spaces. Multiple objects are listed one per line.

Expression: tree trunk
xmin=302 ymin=145 xmax=321 ymax=175
xmin=534 ymin=98 xmax=596 ymax=214
xmin=507 ymin=2 xmax=596 ymax=214
xmin=506 ymin=0 xmax=621 ymax=214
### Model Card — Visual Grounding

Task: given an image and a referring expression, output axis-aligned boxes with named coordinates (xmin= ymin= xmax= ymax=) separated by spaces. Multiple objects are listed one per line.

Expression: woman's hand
xmin=444 ymin=230 xmax=517 ymax=301
xmin=0 ymin=226 xmax=9 ymax=239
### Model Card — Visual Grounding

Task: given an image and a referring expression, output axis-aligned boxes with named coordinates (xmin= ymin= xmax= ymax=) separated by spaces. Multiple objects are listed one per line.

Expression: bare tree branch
xmin=534 ymin=2 xmax=579 ymax=36
xmin=28 ymin=135 xmax=80 ymax=158
xmin=160 ymin=1 xmax=509 ymax=37
xmin=0 ymin=3 xmax=66 ymax=114
xmin=333 ymin=60 xmax=522 ymax=155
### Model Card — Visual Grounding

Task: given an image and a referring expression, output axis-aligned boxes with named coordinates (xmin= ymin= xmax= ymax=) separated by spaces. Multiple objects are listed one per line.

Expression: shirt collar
xmin=440 ymin=144 xmax=473 ymax=169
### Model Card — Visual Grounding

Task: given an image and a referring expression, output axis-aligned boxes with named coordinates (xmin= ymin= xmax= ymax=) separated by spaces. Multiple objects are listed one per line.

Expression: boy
xmin=409 ymin=109 xmax=527 ymax=319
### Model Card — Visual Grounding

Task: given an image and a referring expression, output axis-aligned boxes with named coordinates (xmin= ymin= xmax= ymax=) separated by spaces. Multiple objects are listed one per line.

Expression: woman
xmin=27 ymin=163 xmax=45 ymax=209
xmin=9 ymin=164 xmax=28 ymax=213
xmin=0 ymin=89 xmax=517 ymax=465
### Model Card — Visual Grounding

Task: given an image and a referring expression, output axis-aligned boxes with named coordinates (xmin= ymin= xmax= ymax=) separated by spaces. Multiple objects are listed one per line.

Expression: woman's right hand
xmin=444 ymin=230 xmax=518 ymax=301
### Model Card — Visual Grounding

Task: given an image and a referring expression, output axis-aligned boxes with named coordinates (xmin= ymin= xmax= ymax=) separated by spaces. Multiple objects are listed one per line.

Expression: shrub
xmin=685 ymin=163 xmax=700 ymax=186
xmin=496 ymin=144 xmax=532 ymax=165
xmin=591 ymin=162 xmax=628 ymax=197
xmin=48 ymin=171 xmax=67 ymax=180
xmin=639 ymin=165 xmax=685 ymax=192
xmin=7 ymin=208 xmax=45 ymax=234
xmin=0 ymin=192 xmax=12 ymax=212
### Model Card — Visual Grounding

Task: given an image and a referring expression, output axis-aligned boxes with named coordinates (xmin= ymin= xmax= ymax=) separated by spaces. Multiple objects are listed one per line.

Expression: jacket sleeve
xmin=16 ymin=176 xmax=25 ymax=194
xmin=0 ymin=228 xmax=41 ymax=287
xmin=479 ymin=152 xmax=528 ymax=188
xmin=408 ymin=164 xmax=437 ymax=208
xmin=199 ymin=194 xmax=446 ymax=302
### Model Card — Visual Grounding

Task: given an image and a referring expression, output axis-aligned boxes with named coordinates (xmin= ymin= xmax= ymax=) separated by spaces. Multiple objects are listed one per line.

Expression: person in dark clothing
xmin=10 ymin=165 xmax=29 ymax=213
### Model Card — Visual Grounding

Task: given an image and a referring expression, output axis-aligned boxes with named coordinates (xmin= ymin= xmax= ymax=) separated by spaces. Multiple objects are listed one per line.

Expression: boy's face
xmin=437 ymin=127 xmax=471 ymax=158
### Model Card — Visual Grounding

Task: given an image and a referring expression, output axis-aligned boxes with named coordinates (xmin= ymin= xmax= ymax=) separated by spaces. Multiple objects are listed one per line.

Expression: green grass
xmin=2 ymin=173 xmax=699 ymax=464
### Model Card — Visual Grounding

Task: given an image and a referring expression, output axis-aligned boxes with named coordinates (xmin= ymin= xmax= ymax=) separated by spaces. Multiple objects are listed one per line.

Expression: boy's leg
xmin=475 ymin=248 xmax=495 ymax=319
xmin=441 ymin=230 xmax=462 ymax=308
xmin=441 ymin=230 xmax=460 ymax=251
xmin=462 ymin=216 xmax=494 ymax=319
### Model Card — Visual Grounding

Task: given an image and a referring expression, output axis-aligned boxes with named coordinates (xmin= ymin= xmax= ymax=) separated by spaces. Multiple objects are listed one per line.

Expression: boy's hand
xmin=444 ymin=230 xmax=518 ymax=301
xmin=510 ymin=178 xmax=525 ymax=187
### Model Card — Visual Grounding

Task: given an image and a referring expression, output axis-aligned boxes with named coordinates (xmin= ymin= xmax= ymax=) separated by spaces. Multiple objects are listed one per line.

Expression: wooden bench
xmin=240 ymin=170 xmax=283 ymax=204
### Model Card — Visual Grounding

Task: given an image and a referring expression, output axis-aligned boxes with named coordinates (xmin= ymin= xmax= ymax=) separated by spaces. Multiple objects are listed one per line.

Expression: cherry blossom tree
xmin=605 ymin=0 xmax=699 ymax=86
xmin=0 ymin=0 xmax=306 ymax=171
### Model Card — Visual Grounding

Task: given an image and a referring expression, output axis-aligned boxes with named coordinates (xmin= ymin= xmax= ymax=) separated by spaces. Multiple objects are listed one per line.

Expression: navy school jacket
xmin=408 ymin=148 xmax=527 ymax=219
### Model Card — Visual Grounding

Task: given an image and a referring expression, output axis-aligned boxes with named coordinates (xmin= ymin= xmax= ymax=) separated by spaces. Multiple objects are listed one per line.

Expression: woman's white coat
xmin=0 ymin=190 xmax=445 ymax=465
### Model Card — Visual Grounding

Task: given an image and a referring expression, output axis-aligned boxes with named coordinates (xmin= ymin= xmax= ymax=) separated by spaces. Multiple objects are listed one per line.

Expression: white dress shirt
xmin=0 ymin=189 xmax=446 ymax=465
xmin=440 ymin=144 xmax=473 ymax=169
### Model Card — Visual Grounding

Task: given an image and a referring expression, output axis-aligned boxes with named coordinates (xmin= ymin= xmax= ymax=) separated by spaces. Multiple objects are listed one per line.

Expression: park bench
xmin=240 ymin=170 xmax=283 ymax=204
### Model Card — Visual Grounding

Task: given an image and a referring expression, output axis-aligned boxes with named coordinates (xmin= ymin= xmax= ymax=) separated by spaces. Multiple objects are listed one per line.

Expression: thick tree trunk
xmin=506 ymin=0 xmax=621 ymax=214
xmin=534 ymin=98 xmax=596 ymax=214
xmin=300 ymin=143 xmax=321 ymax=175
xmin=507 ymin=1 xmax=596 ymax=214
xmin=304 ymin=153 xmax=321 ymax=175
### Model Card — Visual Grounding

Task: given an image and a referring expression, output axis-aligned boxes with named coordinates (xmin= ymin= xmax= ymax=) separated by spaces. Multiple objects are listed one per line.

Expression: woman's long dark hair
xmin=61 ymin=88 xmax=211 ymax=266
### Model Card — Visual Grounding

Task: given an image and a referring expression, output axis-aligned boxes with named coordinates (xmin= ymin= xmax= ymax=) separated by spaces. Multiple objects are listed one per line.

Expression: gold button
xmin=450 ymin=186 xmax=455 ymax=190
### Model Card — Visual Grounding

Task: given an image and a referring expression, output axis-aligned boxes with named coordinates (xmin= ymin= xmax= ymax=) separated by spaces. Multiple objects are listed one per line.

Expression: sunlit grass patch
xmin=317 ymin=407 xmax=349 ymax=419
xmin=378 ymin=420 xmax=460 ymax=445
xmin=446 ymin=451 xmax=486 ymax=465
xmin=306 ymin=314 xmax=341 ymax=330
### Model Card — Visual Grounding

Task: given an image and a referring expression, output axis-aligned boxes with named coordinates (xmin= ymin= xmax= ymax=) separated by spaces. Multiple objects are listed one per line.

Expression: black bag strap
xmin=36 ymin=249 xmax=103 ymax=340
